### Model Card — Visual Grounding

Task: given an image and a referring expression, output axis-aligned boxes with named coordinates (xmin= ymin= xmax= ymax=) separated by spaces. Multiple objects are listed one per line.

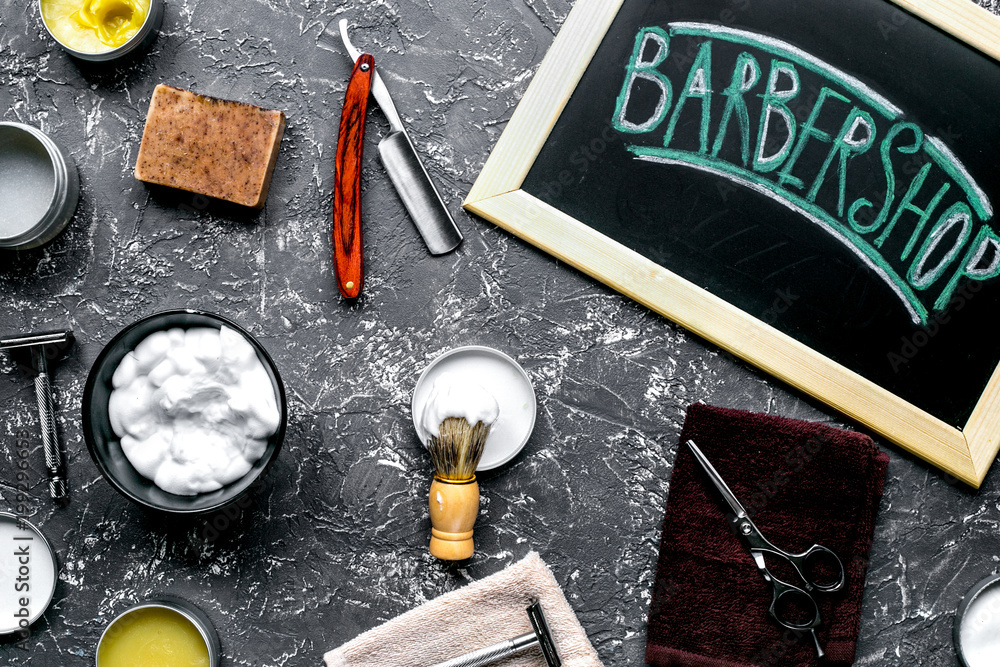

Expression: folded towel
xmin=645 ymin=403 xmax=889 ymax=666
xmin=325 ymin=552 xmax=603 ymax=667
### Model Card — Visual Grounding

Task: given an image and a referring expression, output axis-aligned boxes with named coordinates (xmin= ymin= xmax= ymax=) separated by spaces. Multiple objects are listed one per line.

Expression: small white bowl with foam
xmin=412 ymin=346 xmax=536 ymax=471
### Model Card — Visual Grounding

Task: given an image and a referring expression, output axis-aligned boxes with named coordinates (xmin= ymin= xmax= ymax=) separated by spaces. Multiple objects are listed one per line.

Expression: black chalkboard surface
xmin=466 ymin=0 xmax=1000 ymax=486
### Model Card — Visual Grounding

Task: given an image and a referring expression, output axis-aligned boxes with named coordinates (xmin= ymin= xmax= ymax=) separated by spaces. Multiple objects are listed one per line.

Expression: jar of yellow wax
xmin=39 ymin=0 xmax=163 ymax=62
xmin=97 ymin=598 xmax=221 ymax=667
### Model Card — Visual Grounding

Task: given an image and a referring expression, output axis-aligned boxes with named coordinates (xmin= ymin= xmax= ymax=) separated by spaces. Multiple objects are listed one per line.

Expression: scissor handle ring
xmin=769 ymin=580 xmax=822 ymax=630
xmin=798 ymin=544 xmax=846 ymax=593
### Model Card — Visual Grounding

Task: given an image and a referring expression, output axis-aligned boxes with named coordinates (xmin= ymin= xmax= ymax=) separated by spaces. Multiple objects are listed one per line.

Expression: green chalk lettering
xmin=613 ymin=27 xmax=673 ymax=134
xmin=663 ymin=40 xmax=714 ymax=153
xmin=934 ymin=225 xmax=1000 ymax=309
xmin=711 ymin=52 xmax=761 ymax=166
xmin=778 ymin=86 xmax=851 ymax=191
xmin=753 ymin=60 xmax=799 ymax=173
xmin=807 ymin=107 xmax=875 ymax=216
xmin=618 ymin=25 xmax=998 ymax=325
xmin=875 ymin=164 xmax=951 ymax=260
xmin=670 ymin=23 xmax=899 ymax=119
xmin=908 ymin=202 xmax=972 ymax=289
xmin=848 ymin=121 xmax=923 ymax=234
xmin=925 ymin=141 xmax=993 ymax=220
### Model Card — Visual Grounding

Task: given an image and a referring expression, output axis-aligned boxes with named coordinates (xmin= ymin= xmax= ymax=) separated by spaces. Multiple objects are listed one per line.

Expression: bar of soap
xmin=134 ymin=84 xmax=286 ymax=209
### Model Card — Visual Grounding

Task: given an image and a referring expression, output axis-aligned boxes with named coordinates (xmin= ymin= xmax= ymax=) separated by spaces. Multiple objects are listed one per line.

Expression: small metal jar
xmin=96 ymin=597 xmax=222 ymax=667
xmin=39 ymin=0 xmax=164 ymax=62
xmin=0 ymin=512 xmax=59 ymax=635
xmin=0 ymin=122 xmax=79 ymax=251
xmin=954 ymin=574 xmax=1000 ymax=667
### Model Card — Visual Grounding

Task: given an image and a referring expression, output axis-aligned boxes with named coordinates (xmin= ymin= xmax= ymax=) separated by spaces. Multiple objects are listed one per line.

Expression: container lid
xmin=412 ymin=346 xmax=537 ymax=471
xmin=954 ymin=573 xmax=1000 ymax=667
xmin=0 ymin=512 xmax=58 ymax=635
xmin=0 ymin=124 xmax=57 ymax=246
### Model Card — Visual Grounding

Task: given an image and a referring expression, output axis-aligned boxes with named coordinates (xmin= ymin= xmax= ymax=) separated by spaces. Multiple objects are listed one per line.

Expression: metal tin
xmin=954 ymin=573 xmax=1000 ymax=667
xmin=0 ymin=122 xmax=79 ymax=251
xmin=412 ymin=346 xmax=537 ymax=471
xmin=0 ymin=512 xmax=59 ymax=635
xmin=39 ymin=0 xmax=164 ymax=62
xmin=97 ymin=597 xmax=221 ymax=667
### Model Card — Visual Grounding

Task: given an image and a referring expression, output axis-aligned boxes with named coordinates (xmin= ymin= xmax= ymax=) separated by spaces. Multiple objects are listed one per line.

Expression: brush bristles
xmin=427 ymin=417 xmax=492 ymax=481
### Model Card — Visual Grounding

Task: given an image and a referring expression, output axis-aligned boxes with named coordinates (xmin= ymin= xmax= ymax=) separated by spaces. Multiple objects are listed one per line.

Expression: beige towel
xmin=324 ymin=552 xmax=603 ymax=667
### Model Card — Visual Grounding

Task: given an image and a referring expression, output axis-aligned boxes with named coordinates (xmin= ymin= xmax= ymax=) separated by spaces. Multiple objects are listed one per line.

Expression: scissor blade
xmin=686 ymin=440 xmax=749 ymax=518
xmin=338 ymin=19 xmax=405 ymax=134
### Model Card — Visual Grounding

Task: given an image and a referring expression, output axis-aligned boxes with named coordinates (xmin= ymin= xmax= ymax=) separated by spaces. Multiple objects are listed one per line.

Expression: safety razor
xmin=431 ymin=599 xmax=562 ymax=667
xmin=1 ymin=329 xmax=74 ymax=504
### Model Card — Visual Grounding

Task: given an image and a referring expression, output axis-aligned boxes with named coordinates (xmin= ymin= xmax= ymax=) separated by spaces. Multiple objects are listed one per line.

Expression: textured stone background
xmin=2 ymin=0 xmax=999 ymax=665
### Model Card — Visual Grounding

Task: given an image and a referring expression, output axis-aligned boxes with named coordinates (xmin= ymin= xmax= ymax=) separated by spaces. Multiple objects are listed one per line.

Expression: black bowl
xmin=83 ymin=309 xmax=287 ymax=514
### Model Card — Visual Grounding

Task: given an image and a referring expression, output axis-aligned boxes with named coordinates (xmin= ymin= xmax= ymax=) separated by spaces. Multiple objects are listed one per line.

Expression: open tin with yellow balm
xmin=96 ymin=598 xmax=221 ymax=667
xmin=39 ymin=0 xmax=163 ymax=62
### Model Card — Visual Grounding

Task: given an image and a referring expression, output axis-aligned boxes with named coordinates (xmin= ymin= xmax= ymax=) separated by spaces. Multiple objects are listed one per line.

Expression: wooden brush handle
xmin=332 ymin=53 xmax=374 ymax=299
xmin=429 ymin=477 xmax=479 ymax=561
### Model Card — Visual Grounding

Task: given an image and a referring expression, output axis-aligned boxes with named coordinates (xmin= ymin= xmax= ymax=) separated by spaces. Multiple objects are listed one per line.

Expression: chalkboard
xmin=465 ymin=0 xmax=1000 ymax=486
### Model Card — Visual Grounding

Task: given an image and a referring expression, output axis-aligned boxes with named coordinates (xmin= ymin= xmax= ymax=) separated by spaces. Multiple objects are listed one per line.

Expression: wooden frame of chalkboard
xmin=464 ymin=0 xmax=1000 ymax=487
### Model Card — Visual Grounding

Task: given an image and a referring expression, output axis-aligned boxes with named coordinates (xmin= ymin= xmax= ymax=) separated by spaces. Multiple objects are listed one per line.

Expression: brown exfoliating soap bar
xmin=134 ymin=84 xmax=286 ymax=209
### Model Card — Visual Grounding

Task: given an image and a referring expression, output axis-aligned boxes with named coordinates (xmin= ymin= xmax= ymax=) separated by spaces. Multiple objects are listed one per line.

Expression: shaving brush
xmin=426 ymin=416 xmax=492 ymax=560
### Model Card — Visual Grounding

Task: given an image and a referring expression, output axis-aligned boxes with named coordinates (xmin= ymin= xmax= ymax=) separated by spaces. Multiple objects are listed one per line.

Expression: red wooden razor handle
xmin=333 ymin=53 xmax=375 ymax=299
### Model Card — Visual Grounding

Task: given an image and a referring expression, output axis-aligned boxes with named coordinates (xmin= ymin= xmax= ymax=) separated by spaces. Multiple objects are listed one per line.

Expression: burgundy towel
xmin=646 ymin=403 xmax=889 ymax=667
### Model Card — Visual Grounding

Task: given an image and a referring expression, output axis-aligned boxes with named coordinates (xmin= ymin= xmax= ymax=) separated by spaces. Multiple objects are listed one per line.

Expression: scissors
xmin=685 ymin=440 xmax=846 ymax=658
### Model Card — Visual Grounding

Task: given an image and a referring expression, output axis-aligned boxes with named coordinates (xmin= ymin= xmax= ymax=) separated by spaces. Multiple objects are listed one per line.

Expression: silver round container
xmin=954 ymin=573 xmax=1000 ymax=667
xmin=39 ymin=0 xmax=164 ymax=62
xmin=96 ymin=597 xmax=221 ymax=667
xmin=0 ymin=122 xmax=79 ymax=251
xmin=0 ymin=512 xmax=59 ymax=635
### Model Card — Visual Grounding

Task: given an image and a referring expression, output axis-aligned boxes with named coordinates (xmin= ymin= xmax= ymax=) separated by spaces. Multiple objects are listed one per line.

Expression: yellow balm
xmin=41 ymin=0 xmax=150 ymax=53
xmin=98 ymin=606 xmax=210 ymax=667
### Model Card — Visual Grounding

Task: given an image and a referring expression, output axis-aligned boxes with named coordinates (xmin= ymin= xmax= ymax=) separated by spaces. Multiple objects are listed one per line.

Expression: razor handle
xmin=34 ymin=350 xmax=68 ymax=502
xmin=332 ymin=53 xmax=375 ymax=299
xmin=431 ymin=633 xmax=539 ymax=667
